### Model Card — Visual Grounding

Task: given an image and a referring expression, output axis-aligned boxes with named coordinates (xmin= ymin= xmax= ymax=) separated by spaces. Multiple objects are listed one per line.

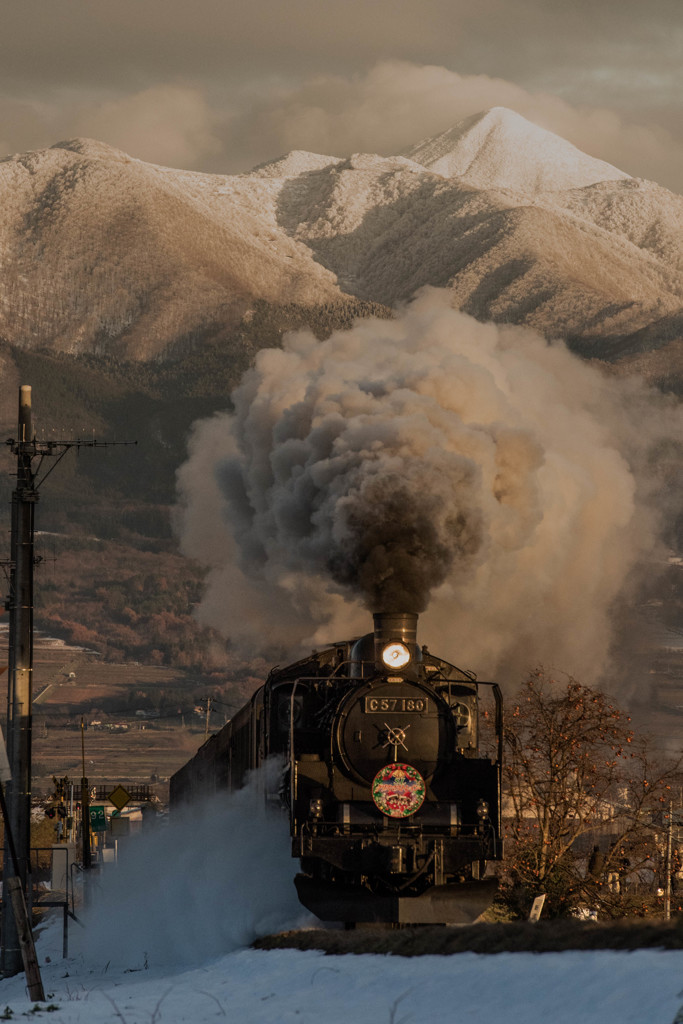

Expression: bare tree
xmin=502 ymin=669 xmax=681 ymax=918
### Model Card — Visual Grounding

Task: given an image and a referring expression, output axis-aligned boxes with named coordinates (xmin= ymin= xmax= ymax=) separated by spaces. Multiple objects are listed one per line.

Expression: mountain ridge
xmin=0 ymin=107 xmax=680 ymax=363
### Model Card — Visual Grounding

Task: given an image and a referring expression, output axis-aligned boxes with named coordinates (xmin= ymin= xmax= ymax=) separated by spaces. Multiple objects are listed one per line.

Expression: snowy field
xmin=1 ymin=925 xmax=682 ymax=1024
xmin=0 ymin=779 xmax=682 ymax=1023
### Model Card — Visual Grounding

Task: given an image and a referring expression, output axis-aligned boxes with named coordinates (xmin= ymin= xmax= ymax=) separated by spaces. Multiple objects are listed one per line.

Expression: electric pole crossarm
xmin=4 ymin=438 xmax=138 ymax=490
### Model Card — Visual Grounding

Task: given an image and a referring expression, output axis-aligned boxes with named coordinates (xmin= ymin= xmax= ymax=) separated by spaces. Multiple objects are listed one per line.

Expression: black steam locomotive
xmin=170 ymin=612 xmax=503 ymax=924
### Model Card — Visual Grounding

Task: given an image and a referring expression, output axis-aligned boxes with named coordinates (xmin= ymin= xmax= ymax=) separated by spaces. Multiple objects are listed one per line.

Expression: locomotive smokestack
xmin=373 ymin=612 xmax=418 ymax=668
xmin=373 ymin=612 xmax=417 ymax=647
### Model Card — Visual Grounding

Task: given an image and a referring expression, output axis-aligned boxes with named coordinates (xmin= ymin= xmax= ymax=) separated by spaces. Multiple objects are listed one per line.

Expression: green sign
xmin=89 ymin=805 xmax=107 ymax=832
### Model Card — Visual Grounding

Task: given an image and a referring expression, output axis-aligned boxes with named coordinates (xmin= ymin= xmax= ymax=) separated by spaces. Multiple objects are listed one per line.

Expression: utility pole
xmin=665 ymin=798 xmax=673 ymax=921
xmin=0 ymin=729 xmax=44 ymax=1000
xmin=2 ymin=387 xmax=37 ymax=978
xmin=1 ymin=385 xmax=134 ymax=977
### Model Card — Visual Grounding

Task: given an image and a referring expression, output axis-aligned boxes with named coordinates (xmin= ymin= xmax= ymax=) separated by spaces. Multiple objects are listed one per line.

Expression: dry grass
xmin=254 ymin=918 xmax=683 ymax=957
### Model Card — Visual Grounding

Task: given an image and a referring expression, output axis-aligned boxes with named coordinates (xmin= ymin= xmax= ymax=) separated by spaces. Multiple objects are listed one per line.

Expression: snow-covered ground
xmin=1 ymin=928 xmax=683 ymax=1024
xmin=0 ymin=622 xmax=99 ymax=656
xmin=1 ymin=778 xmax=682 ymax=1023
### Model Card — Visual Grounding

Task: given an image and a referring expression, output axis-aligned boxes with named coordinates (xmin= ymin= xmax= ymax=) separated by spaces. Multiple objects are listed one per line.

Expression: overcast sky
xmin=1 ymin=0 xmax=681 ymax=192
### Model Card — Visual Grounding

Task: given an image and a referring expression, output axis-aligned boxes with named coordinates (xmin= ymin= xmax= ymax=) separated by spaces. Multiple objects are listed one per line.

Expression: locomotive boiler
xmin=170 ymin=612 xmax=503 ymax=924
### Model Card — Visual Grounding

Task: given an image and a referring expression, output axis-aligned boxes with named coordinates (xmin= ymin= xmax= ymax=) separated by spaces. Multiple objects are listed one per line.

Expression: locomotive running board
xmin=295 ymin=875 xmax=498 ymax=925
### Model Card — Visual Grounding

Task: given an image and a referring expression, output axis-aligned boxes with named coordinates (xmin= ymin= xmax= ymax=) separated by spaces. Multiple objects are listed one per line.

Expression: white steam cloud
xmin=74 ymin=764 xmax=307 ymax=968
xmin=176 ymin=288 xmax=682 ymax=685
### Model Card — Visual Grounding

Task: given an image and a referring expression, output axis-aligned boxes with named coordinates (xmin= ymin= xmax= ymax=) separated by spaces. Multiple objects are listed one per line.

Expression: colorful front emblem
xmin=372 ymin=762 xmax=425 ymax=818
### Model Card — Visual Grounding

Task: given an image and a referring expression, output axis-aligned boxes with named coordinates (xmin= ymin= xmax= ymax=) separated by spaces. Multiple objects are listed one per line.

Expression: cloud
xmin=0 ymin=0 xmax=678 ymax=102
xmin=0 ymin=56 xmax=681 ymax=194
xmin=0 ymin=96 xmax=65 ymax=160
xmin=0 ymin=85 xmax=221 ymax=170
xmin=73 ymin=85 xmax=221 ymax=169
xmin=0 ymin=0 xmax=494 ymax=90
xmin=221 ymin=62 xmax=683 ymax=192
xmin=0 ymin=0 xmax=678 ymax=186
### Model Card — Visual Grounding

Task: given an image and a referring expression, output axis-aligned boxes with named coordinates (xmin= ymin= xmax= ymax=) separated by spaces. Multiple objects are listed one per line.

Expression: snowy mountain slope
xmin=403 ymin=107 xmax=631 ymax=192
xmin=279 ymin=156 xmax=682 ymax=336
xmin=449 ymin=202 xmax=683 ymax=344
xmin=552 ymin=177 xmax=683 ymax=274
xmin=0 ymin=109 xmax=681 ymax=361
xmin=0 ymin=139 xmax=344 ymax=359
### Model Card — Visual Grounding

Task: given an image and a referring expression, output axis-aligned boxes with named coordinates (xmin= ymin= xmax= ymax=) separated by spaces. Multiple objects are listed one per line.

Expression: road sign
xmin=108 ymin=785 xmax=131 ymax=812
xmin=89 ymin=806 xmax=107 ymax=832
xmin=110 ymin=815 xmax=131 ymax=839
xmin=529 ymin=894 xmax=546 ymax=921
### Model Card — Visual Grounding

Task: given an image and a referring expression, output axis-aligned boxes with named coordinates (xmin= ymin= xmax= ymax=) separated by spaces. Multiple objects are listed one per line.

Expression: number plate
xmin=364 ymin=696 xmax=429 ymax=714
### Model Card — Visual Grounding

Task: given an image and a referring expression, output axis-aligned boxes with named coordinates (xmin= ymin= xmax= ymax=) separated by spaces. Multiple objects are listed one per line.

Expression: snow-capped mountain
xmin=0 ymin=108 xmax=681 ymax=361
xmin=403 ymin=107 xmax=631 ymax=192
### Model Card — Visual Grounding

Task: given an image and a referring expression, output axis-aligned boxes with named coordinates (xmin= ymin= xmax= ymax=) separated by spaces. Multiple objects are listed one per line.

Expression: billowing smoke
xmin=176 ymin=288 xmax=682 ymax=684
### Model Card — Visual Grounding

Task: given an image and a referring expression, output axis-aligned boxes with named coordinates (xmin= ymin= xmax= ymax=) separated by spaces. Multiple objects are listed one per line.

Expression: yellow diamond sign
xmin=108 ymin=785 xmax=131 ymax=812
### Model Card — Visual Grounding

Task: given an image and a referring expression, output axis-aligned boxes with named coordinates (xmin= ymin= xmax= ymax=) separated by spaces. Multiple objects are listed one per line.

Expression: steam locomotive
xmin=170 ymin=612 xmax=503 ymax=924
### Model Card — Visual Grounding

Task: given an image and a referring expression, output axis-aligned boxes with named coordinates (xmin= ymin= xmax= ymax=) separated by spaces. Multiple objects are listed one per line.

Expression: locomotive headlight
xmin=381 ymin=642 xmax=411 ymax=669
xmin=476 ymin=799 xmax=490 ymax=821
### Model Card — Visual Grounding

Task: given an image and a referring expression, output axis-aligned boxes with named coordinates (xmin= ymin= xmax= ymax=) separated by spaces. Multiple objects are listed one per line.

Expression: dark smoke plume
xmin=176 ymin=288 xmax=683 ymax=683
xmin=328 ymin=471 xmax=484 ymax=613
